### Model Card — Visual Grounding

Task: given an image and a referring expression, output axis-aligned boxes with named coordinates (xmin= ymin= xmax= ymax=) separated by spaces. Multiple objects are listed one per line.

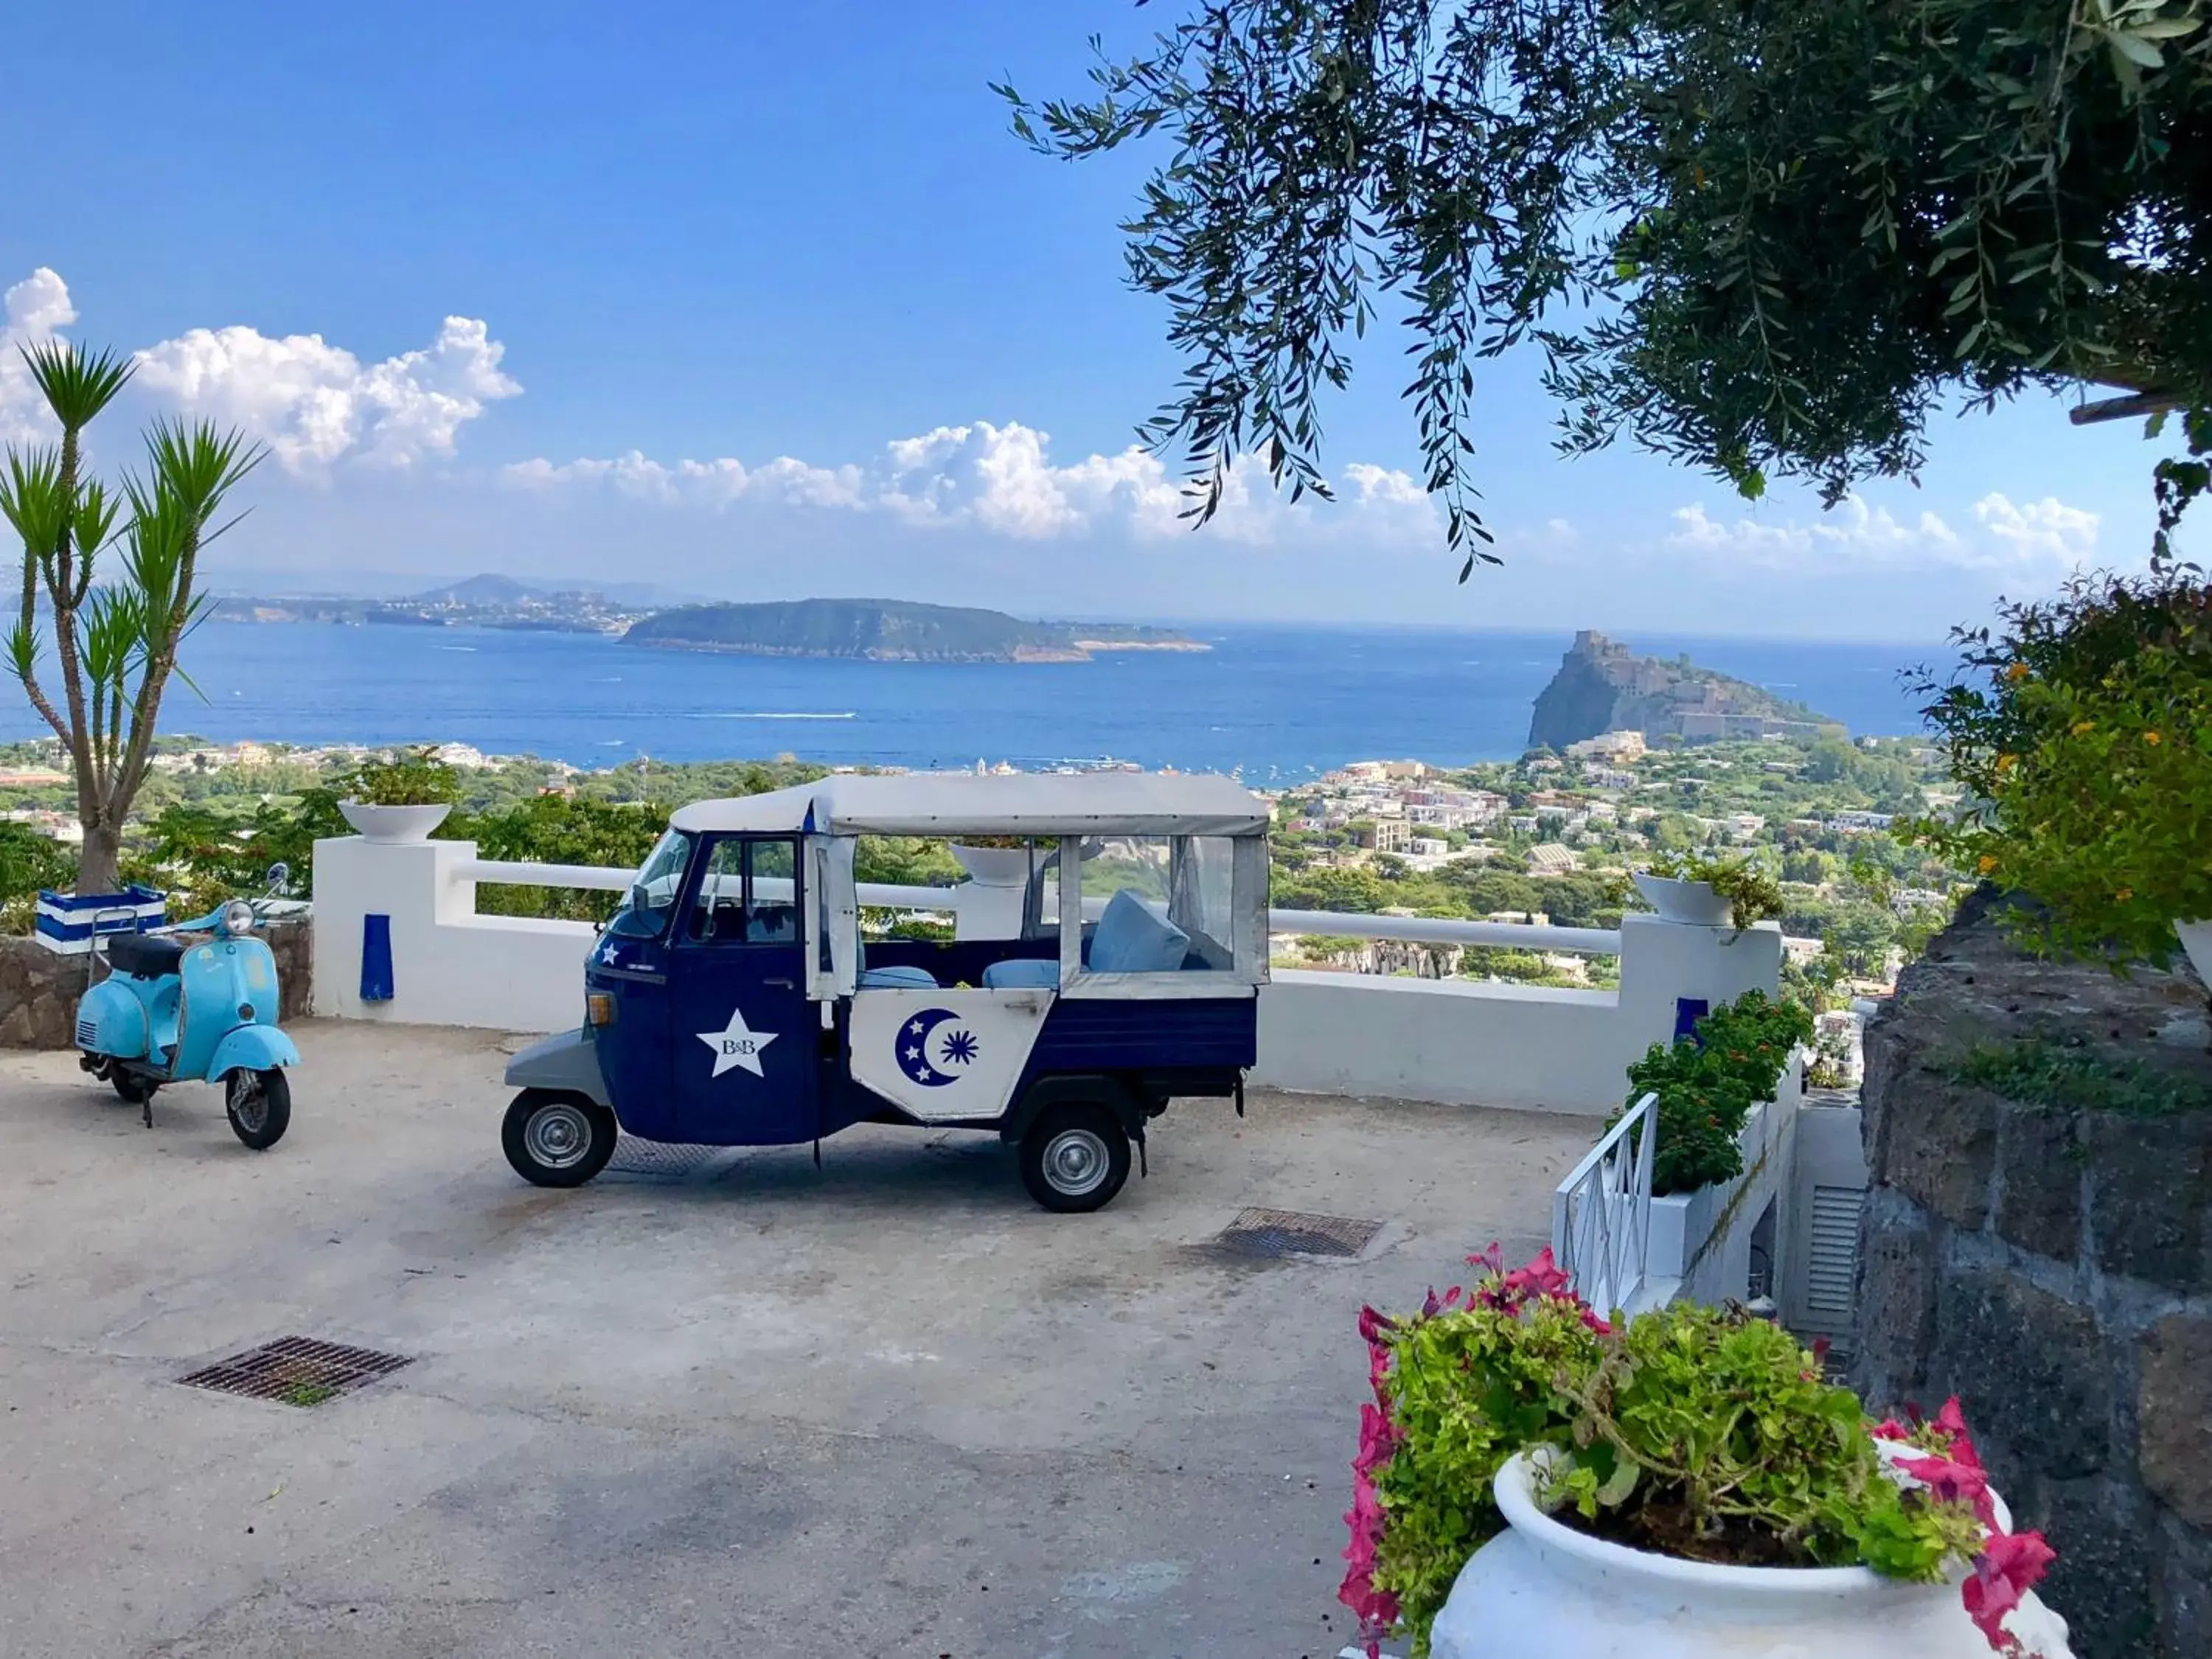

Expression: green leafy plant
xmin=1941 ymin=1037 xmax=2212 ymax=1119
xmin=0 ymin=820 xmax=74 ymax=933
xmin=455 ymin=793 xmax=669 ymax=922
xmin=1911 ymin=561 xmax=2212 ymax=968
xmin=1 ymin=342 xmax=263 ymax=892
xmin=336 ymin=745 xmax=462 ymax=807
xmin=1617 ymin=990 xmax=1812 ymax=1194
xmin=1343 ymin=1250 xmax=2054 ymax=1658
xmin=133 ymin=790 xmax=349 ymax=914
xmin=1645 ymin=849 xmax=1785 ymax=930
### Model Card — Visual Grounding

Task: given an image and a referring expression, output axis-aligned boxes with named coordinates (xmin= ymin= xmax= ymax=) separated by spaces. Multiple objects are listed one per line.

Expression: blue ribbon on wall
xmin=361 ymin=914 xmax=394 ymax=1003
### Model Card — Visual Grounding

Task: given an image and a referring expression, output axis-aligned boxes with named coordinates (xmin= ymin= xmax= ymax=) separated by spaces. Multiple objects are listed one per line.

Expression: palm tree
xmin=1 ymin=341 xmax=263 ymax=894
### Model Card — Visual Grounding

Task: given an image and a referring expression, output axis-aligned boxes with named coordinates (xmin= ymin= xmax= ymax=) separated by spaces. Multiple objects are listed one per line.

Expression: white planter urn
xmin=1632 ymin=872 xmax=1733 ymax=928
xmin=2176 ymin=919 xmax=2212 ymax=986
xmin=949 ymin=844 xmax=1033 ymax=886
xmin=1428 ymin=1453 xmax=2072 ymax=1659
xmin=338 ymin=801 xmax=453 ymax=844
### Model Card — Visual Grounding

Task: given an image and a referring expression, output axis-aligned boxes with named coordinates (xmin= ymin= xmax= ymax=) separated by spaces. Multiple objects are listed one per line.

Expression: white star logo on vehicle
xmin=696 ymin=1005 xmax=779 ymax=1078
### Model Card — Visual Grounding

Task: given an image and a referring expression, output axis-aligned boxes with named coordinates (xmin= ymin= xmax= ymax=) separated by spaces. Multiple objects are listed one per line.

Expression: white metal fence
xmin=1551 ymin=1091 xmax=1657 ymax=1317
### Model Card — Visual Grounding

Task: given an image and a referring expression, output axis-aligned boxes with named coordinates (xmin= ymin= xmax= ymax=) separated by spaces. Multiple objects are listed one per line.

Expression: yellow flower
xmin=2006 ymin=661 xmax=2029 ymax=682
xmin=2115 ymin=888 xmax=2134 ymax=903
xmin=2071 ymin=721 xmax=2096 ymax=737
xmin=1976 ymin=855 xmax=1997 ymax=874
xmin=2145 ymin=730 xmax=2163 ymax=745
xmin=1995 ymin=753 xmax=2017 ymax=773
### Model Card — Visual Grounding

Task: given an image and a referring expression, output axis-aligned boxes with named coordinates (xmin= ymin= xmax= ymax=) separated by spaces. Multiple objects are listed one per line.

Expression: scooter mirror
xmin=265 ymin=861 xmax=291 ymax=895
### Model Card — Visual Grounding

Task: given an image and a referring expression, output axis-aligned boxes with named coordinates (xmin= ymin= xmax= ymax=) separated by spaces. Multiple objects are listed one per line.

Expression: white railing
xmin=1551 ymin=1091 xmax=1657 ymax=1317
xmin=454 ymin=859 xmax=1622 ymax=956
xmin=1267 ymin=908 xmax=1618 ymax=956
xmin=313 ymin=838 xmax=1781 ymax=1114
xmin=454 ymin=859 xmax=950 ymax=911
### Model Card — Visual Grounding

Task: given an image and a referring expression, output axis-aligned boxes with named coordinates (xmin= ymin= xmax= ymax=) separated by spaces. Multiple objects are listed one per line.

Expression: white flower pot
xmin=1427 ymin=1452 xmax=2070 ymax=1659
xmin=338 ymin=801 xmax=453 ymax=844
xmin=949 ymin=844 xmax=1034 ymax=886
xmin=2175 ymin=919 xmax=2212 ymax=985
xmin=1632 ymin=872 xmax=1733 ymax=928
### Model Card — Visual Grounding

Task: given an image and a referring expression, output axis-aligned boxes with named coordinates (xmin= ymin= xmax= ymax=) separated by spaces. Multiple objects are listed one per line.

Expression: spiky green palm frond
xmin=20 ymin=341 xmax=135 ymax=437
xmin=0 ymin=448 xmax=69 ymax=565
xmin=137 ymin=419 xmax=265 ymax=532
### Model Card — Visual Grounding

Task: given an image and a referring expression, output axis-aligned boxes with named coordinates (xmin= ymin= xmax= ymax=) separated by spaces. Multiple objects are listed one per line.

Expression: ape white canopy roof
xmin=669 ymin=772 xmax=1269 ymax=838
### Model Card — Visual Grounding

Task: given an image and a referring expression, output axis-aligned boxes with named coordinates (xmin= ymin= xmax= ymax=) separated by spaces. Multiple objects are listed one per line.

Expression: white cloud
xmin=133 ymin=313 xmax=520 ymax=473
xmin=1666 ymin=491 xmax=2092 ymax=571
xmin=507 ymin=450 xmax=863 ymax=509
xmin=1972 ymin=493 xmax=2101 ymax=566
xmin=0 ymin=267 xmax=80 ymax=444
xmin=508 ymin=420 xmax=1436 ymax=549
xmin=0 ymin=265 xmax=520 ymax=473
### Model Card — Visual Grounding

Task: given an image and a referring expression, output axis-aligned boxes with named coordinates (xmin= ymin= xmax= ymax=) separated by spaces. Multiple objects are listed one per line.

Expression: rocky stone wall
xmin=1852 ymin=892 xmax=2212 ymax=1659
xmin=0 ymin=919 xmax=314 ymax=1049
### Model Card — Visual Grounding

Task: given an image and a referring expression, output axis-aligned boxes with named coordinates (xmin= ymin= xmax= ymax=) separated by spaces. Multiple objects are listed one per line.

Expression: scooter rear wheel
xmin=226 ymin=1068 xmax=291 ymax=1150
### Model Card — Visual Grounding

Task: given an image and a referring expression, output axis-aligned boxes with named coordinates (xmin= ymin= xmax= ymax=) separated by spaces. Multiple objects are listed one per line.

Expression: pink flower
xmin=1961 ymin=1529 xmax=2055 ymax=1649
xmin=1465 ymin=1241 xmax=1505 ymax=1276
xmin=1933 ymin=1396 xmax=1983 ymax=1470
xmin=1500 ymin=1245 xmax=1574 ymax=1301
xmin=1895 ymin=1453 xmax=1997 ymax=1527
xmin=1356 ymin=1402 xmax=1399 ymax=1467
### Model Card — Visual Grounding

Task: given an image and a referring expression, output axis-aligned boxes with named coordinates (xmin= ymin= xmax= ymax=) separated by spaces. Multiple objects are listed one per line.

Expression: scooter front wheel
xmin=226 ymin=1068 xmax=291 ymax=1150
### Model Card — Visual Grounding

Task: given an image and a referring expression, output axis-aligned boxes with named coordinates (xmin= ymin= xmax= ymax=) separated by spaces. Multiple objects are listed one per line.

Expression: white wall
xmin=311 ymin=837 xmax=1781 ymax=1116
xmin=313 ymin=837 xmax=594 ymax=1032
xmin=1253 ymin=914 xmax=1783 ymax=1116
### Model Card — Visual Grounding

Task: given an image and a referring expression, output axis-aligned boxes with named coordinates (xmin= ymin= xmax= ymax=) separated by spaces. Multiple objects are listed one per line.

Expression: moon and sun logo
xmin=899 ymin=1007 xmax=980 ymax=1088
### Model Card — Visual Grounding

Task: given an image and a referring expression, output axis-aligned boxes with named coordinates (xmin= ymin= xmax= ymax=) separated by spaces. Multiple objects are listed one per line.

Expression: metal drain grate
xmin=177 ymin=1337 xmax=413 ymax=1406
xmin=1216 ymin=1207 xmax=1384 ymax=1260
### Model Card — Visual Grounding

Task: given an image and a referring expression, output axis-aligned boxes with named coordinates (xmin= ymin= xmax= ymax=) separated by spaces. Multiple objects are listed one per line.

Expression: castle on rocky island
xmin=1527 ymin=630 xmax=1843 ymax=751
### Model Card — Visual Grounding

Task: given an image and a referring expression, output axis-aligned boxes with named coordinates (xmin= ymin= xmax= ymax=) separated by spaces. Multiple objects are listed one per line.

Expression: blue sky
xmin=0 ymin=0 xmax=2184 ymax=640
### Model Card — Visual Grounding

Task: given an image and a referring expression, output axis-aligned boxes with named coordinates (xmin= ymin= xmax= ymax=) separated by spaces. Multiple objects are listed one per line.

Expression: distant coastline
xmin=622 ymin=599 xmax=1210 ymax=664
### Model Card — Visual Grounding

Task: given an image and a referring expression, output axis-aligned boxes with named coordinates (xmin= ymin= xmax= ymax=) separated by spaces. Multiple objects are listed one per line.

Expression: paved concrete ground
xmin=0 ymin=1021 xmax=1595 ymax=1659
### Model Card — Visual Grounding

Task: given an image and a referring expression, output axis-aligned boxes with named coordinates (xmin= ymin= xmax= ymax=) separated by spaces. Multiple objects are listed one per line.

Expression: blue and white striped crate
xmin=33 ymin=886 xmax=168 ymax=956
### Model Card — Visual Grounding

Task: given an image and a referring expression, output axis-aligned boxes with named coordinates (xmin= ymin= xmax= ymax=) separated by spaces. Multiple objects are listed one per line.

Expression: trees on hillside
xmin=1005 ymin=2 xmax=2212 ymax=571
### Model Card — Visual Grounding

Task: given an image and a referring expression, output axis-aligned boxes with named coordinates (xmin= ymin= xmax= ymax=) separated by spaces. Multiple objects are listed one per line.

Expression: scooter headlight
xmin=221 ymin=900 xmax=254 ymax=936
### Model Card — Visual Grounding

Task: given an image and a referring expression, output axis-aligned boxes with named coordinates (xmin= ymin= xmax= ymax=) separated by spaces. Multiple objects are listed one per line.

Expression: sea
xmin=1 ymin=621 xmax=1949 ymax=783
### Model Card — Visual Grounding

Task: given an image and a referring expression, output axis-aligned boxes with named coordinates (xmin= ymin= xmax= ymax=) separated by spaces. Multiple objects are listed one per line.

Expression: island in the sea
xmin=1528 ymin=630 xmax=1844 ymax=748
xmin=622 ymin=599 xmax=1210 ymax=663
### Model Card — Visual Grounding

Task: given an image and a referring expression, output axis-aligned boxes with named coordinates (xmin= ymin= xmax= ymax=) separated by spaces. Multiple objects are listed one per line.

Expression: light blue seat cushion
xmin=860 ymin=964 xmax=939 ymax=990
xmin=982 ymin=959 xmax=1060 ymax=990
xmin=1087 ymin=888 xmax=1191 ymax=974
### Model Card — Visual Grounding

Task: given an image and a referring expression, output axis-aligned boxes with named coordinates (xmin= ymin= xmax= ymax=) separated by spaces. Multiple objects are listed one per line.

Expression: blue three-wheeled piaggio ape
xmin=500 ymin=773 xmax=1270 ymax=1211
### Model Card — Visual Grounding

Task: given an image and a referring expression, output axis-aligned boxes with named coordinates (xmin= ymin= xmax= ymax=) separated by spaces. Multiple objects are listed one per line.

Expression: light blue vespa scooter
xmin=74 ymin=864 xmax=301 ymax=1147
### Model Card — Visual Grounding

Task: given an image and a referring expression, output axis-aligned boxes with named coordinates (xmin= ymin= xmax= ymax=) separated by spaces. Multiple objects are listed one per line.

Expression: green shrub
xmin=0 ymin=821 xmax=74 ymax=933
xmin=453 ymin=795 xmax=669 ymax=922
xmin=133 ymin=793 xmax=346 ymax=912
xmin=1618 ymin=990 xmax=1811 ymax=1194
xmin=1913 ymin=563 xmax=2212 ymax=967
xmin=1941 ymin=1037 xmax=2212 ymax=1119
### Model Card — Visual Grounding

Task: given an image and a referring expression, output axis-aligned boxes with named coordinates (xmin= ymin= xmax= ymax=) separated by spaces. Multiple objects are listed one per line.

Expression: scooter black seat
xmin=105 ymin=933 xmax=184 ymax=978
